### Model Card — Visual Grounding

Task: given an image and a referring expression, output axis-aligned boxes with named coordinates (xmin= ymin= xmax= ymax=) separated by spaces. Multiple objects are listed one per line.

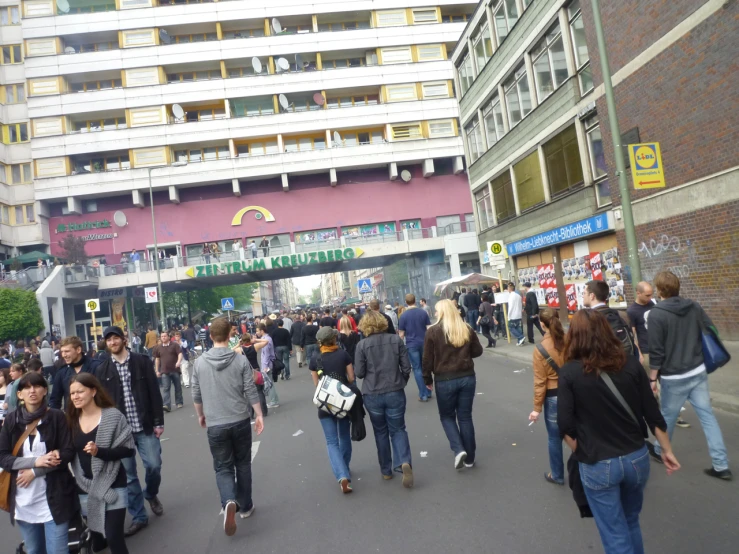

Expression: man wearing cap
xmin=384 ymin=304 xmax=399 ymax=332
xmin=95 ymin=326 xmax=165 ymax=537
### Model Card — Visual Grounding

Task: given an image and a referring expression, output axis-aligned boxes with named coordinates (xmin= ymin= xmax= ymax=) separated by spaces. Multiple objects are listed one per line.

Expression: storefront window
xmin=464 ymin=116 xmax=484 ymax=162
xmin=491 ymin=171 xmax=515 ymax=222
xmin=475 ymin=187 xmax=494 ymax=230
xmin=543 ymin=125 xmax=584 ymax=196
xmin=514 ymin=152 xmax=545 ymax=211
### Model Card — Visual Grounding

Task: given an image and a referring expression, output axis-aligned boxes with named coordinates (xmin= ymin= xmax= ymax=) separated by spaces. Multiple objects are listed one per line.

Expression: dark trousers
xmin=481 ymin=323 xmax=495 ymax=346
xmin=248 ymin=384 xmax=269 ymax=418
xmin=160 ymin=372 xmax=183 ymax=408
xmin=494 ymin=310 xmax=506 ymax=337
xmin=91 ymin=508 xmax=128 ymax=554
xmin=527 ymin=315 xmax=545 ymax=343
xmin=206 ymin=419 xmax=254 ymax=512
xmin=435 ymin=375 xmax=477 ymax=463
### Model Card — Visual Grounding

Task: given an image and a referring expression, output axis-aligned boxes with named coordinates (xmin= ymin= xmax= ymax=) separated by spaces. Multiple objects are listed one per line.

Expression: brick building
xmin=452 ymin=0 xmax=738 ymax=338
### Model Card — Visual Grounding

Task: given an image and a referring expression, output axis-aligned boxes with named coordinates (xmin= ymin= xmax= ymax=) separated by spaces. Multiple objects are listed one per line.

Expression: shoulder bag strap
xmin=600 ymin=372 xmax=639 ymax=427
xmin=12 ymin=418 xmax=41 ymax=457
xmin=535 ymin=344 xmax=560 ymax=374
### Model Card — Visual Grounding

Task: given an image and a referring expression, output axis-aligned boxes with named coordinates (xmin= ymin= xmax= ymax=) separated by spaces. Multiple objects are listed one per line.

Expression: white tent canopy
xmin=433 ymin=273 xmax=501 ymax=297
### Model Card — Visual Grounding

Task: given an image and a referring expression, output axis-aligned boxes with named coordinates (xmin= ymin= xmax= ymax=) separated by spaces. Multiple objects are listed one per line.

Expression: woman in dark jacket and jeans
xmin=355 ymin=311 xmax=413 ymax=487
xmin=423 ymin=299 xmax=483 ymax=470
xmin=558 ymin=310 xmax=680 ymax=554
xmin=476 ymin=294 xmax=497 ymax=348
xmin=0 ymin=372 xmax=78 ymax=554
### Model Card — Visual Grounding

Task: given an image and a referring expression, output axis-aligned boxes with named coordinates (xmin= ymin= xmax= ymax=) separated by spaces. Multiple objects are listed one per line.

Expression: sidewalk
xmin=480 ymin=333 xmax=739 ymax=415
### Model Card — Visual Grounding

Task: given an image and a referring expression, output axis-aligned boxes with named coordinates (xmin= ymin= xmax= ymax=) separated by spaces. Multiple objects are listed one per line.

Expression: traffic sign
xmin=486 ymin=240 xmax=507 ymax=268
xmin=144 ymin=287 xmax=158 ymax=304
xmin=221 ymin=297 xmax=235 ymax=311
xmin=85 ymin=298 xmax=100 ymax=313
xmin=357 ymin=279 xmax=372 ymax=294
xmin=628 ymin=142 xmax=666 ymax=189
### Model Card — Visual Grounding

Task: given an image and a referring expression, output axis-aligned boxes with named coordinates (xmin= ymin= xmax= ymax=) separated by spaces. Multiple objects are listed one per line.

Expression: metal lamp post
xmin=147 ymin=162 xmax=186 ymax=329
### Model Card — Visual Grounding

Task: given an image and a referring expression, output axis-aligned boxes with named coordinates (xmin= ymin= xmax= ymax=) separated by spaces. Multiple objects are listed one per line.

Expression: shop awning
xmin=433 ymin=273 xmax=501 ymax=297
xmin=3 ymin=250 xmax=56 ymax=266
xmin=341 ymin=297 xmax=362 ymax=305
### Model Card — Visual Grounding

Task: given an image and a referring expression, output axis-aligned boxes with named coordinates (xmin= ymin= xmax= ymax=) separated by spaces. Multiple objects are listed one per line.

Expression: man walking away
xmin=192 ymin=317 xmax=264 ymax=536
xmin=96 ymin=326 xmax=165 ymax=537
xmin=153 ymin=331 xmax=183 ymax=411
xmin=507 ymin=283 xmax=526 ymax=346
xmin=646 ymin=271 xmax=731 ymax=481
xmin=464 ymin=289 xmax=481 ymax=332
xmin=522 ymin=283 xmax=544 ymax=344
xmin=399 ymin=294 xmax=432 ymax=402
xmin=255 ymin=324 xmax=280 ymax=408
xmin=319 ymin=308 xmax=337 ymax=329
xmin=291 ymin=314 xmax=306 ymax=368
xmin=39 ymin=340 xmax=55 ymax=379
xmin=272 ymin=319 xmax=292 ymax=380
xmin=384 ymin=304 xmax=399 ymax=331
xmin=174 ymin=331 xmax=192 ymax=388
xmin=582 ymin=280 xmax=638 ymax=358
xmin=301 ymin=314 xmax=319 ymax=365
xmin=145 ymin=326 xmax=158 ymax=358
xmin=420 ymin=298 xmax=433 ymax=321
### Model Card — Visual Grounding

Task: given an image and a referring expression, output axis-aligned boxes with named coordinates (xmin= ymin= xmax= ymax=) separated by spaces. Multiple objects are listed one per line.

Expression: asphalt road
xmin=2 ymin=350 xmax=738 ymax=553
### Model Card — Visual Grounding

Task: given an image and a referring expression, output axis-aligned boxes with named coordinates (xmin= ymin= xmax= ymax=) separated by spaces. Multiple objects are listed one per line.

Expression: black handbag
xmin=271 ymin=357 xmax=285 ymax=377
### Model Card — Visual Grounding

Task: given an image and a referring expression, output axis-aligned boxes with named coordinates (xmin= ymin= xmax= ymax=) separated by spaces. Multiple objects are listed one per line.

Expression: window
xmin=475 ymin=187 xmax=495 ymax=230
xmin=585 ymin=115 xmax=610 ymax=205
xmin=504 ymin=65 xmax=532 ymax=128
xmin=283 ymin=136 xmax=325 ymax=152
xmin=72 ymin=118 xmax=125 ymax=133
xmin=5 ymin=204 xmax=35 ymax=225
xmin=2 ymin=163 xmax=33 ymax=184
xmin=318 ymin=21 xmax=369 ymax=32
xmin=417 ymin=44 xmax=444 ymax=61
xmin=175 ymin=146 xmax=230 ymax=163
xmin=421 ymin=81 xmax=450 ymax=99
xmin=437 ymin=215 xmax=460 ymax=235
xmin=0 ymin=205 xmax=8 ymax=224
xmin=412 ymin=9 xmax=438 ymax=24
xmin=235 ymin=141 xmax=278 ymax=157
xmin=167 ymin=70 xmax=221 ymax=83
xmin=390 ymin=123 xmax=422 ymax=140
xmin=457 ymin=53 xmax=474 ymax=95
xmin=322 ymin=56 xmax=369 ymax=69
xmin=482 ymin=95 xmax=505 ymax=147
xmin=1 ymin=45 xmax=22 ymax=64
xmin=121 ymin=30 xmax=156 ymax=48
xmin=76 ymin=42 xmax=118 ymax=53
xmin=84 ymin=200 xmax=98 ymax=213
xmin=493 ymin=0 xmax=519 ymax=46
xmin=1 ymin=7 xmax=20 ymax=26
xmin=464 ymin=116 xmax=484 ymax=162
xmin=184 ymin=107 xmax=227 ymax=122
xmin=376 ymin=10 xmax=408 ymax=27
xmin=472 ymin=23 xmax=494 ymax=70
xmin=73 ymin=155 xmax=130 ymax=173
xmin=327 ymin=94 xmax=380 ymax=108
xmin=428 ymin=120 xmax=455 ymax=138
xmin=492 ymin=172 xmax=515 ymax=221
xmin=172 ymin=33 xmax=218 ymax=44
xmin=230 ymin=97 xmax=274 ymax=117
xmin=283 ymin=93 xmax=322 ymax=113
xmin=514 ymin=152 xmax=545 ymax=211
xmin=337 ymin=129 xmax=383 ymax=146
xmin=532 ymin=23 xmax=568 ymax=102
xmin=543 ymin=126 xmax=584 ymax=196
xmin=223 ymin=28 xmax=265 ymax=39
xmin=3 ymin=84 xmax=25 ymax=104
xmin=380 ymin=47 xmax=413 ymax=65
xmin=70 ymin=80 xmax=123 ymax=92
xmin=2 ymin=123 xmax=29 ymax=144
xmin=568 ymin=0 xmax=594 ymax=94
xmin=384 ymin=84 xmax=418 ymax=102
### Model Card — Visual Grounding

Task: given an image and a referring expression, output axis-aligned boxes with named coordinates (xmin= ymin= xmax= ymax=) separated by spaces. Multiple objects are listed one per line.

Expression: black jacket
xmin=49 ymin=355 xmax=100 ymax=409
xmin=648 ymin=297 xmax=713 ymax=376
xmin=0 ymin=408 xmax=79 ymax=525
xmin=525 ymin=291 xmax=540 ymax=317
xmin=290 ymin=321 xmax=305 ymax=345
xmin=464 ymin=293 xmax=481 ymax=310
xmin=301 ymin=324 xmax=318 ymax=347
xmin=93 ymin=352 xmax=164 ymax=434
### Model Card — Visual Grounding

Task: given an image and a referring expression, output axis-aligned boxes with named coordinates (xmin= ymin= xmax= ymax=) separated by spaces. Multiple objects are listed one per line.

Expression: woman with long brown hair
xmin=558 ymin=309 xmax=680 ymax=554
xmin=528 ymin=308 xmax=566 ymax=484
xmin=67 ymin=373 xmax=134 ymax=554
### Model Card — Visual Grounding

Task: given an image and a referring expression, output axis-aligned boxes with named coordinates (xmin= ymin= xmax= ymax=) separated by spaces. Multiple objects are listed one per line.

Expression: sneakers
xmin=516 ymin=337 xmax=526 ymax=346
xmin=124 ymin=521 xmax=148 ymax=537
xmin=382 ymin=474 xmax=393 ymax=480
xmin=646 ymin=442 xmax=664 ymax=464
xmin=223 ymin=500 xmax=237 ymax=536
xmin=147 ymin=496 xmax=164 ymax=516
xmin=240 ymin=505 xmax=256 ymax=519
xmin=544 ymin=472 xmax=564 ymax=485
xmin=184 ymin=384 xmax=190 ymax=388
xmin=464 ymin=462 xmax=475 ymax=468
xmin=454 ymin=451 xmax=467 ymax=470
xmin=401 ymin=463 xmax=414 ymax=488
xmin=339 ymin=478 xmax=353 ymax=494
xmin=676 ymin=417 xmax=690 ymax=428
xmin=704 ymin=468 xmax=733 ymax=481
xmin=163 ymin=405 xmax=171 ymax=412
xmin=267 ymin=403 xmax=279 ymax=408
xmin=176 ymin=403 xmax=184 ymax=409
xmin=298 ymin=362 xmax=303 ymax=368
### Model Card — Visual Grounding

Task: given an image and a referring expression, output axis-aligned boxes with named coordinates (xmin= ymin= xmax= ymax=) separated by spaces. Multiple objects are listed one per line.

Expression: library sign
xmin=185 ymin=247 xmax=365 ymax=279
xmin=55 ymin=219 xmax=116 ymax=241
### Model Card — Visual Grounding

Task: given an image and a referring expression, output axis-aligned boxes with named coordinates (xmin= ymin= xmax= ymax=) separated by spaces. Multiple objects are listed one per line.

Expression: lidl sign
xmin=185 ymin=247 xmax=364 ymax=278
xmin=628 ymin=142 xmax=666 ymax=189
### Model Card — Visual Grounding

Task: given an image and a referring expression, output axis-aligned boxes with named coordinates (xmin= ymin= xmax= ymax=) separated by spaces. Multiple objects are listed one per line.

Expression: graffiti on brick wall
xmin=638 ymin=234 xmax=695 ymax=282
xmin=638 ymin=234 xmax=682 ymax=258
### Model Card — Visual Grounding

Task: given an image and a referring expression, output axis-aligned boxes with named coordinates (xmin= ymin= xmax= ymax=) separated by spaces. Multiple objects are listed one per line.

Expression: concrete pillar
xmin=67 ymin=197 xmax=82 ymax=215
xmin=453 ymin=156 xmax=465 ymax=174
xmin=290 ymin=242 xmax=296 ymax=254
xmin=329 ymin=168 xmax=337 ymax=186
xmin=132 ymin=190 xmax=145 ymax=208
xmin=487 ymin=180 xmax=498 ymax=227
xmin=510 ymin=166 xmax=521 ymax=215
xmin=524 ymin=53 xmax=538 ymax=110
xmin=574 ymin=116 xmax=593 ymax=186
xmin=558 ymin=8 xmax=578 ymax=78
xmin=449 ymin=253 xmax=462 ymax=277
xmin=477 ymin=107 xmax=488 ymax=151
xmin=422 ymin=159 xmax=434 ymax=177
xmin=281 ymin=173 xmax=289 ymax=191
xmin=484 ymin=4 xmax=496 ymax=55
xmin=168 ymin=185 xmax=180 ymax=204
xmin=388 ymin=162 xmax=398 ymax=181
xmin=467 ymin=38 xmax=477 ymax=76
xmin=538 ymin=145 xmax=552 ymax=203
xmin=498 ymin=84 xmax=510 ymax=133
xmin=232 ymin=178 xmax=241 ymax=196
xmin=431 ymin=226 xmax=438 ymax=238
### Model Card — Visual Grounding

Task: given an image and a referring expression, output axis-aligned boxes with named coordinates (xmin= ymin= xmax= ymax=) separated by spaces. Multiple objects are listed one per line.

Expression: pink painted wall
xmin=48 ymin=167 xmax=472 ymax=261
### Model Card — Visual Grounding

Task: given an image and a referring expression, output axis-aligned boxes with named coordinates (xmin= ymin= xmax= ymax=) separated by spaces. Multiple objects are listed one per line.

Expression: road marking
xmin=251 ymin=441 xmax=260 ymax=463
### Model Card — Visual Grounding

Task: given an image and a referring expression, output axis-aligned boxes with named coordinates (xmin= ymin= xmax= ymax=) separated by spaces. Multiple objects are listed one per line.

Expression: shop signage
xmin=144 ymin=287 xmax=159 ymax=303
xmin=230 ymin=206 xmax=276 ymax=226
xmin=185 ymin=247 xmax=365 ymax=278
xmin=80 ymin=233 xmax=115 ymax=241
xmin=628 ymin=142 xmax=666 ymax=189
xmin=506 ymin=213 xmax=614 ymax=256
xmin=56 ymin=220 xmax=112 ymax=233
xmin=100 ymin=288 xmax=126 ymax=299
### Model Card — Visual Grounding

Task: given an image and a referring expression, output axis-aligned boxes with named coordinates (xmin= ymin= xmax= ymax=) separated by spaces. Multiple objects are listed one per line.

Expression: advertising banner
xmin=111 ymin=298 xmax=127 ymax=332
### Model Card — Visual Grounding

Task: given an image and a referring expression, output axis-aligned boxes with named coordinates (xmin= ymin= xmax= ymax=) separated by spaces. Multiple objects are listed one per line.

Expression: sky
xmin=293 ymin=274 xmax=321 ymax=296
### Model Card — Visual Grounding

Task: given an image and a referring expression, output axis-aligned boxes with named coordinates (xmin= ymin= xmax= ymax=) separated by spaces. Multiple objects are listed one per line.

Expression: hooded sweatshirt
xmin=39 ymin=341 xmax=55 ymax=367
xmin=647 ymin=296 xmax=713 ymax=377
xmin=191 ymin=347 xmax=260 ymax=428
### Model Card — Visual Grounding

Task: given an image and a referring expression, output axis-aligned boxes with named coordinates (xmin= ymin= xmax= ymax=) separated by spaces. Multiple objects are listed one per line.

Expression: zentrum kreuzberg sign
xmin=185 ymin=247 xmax=365 ymax=278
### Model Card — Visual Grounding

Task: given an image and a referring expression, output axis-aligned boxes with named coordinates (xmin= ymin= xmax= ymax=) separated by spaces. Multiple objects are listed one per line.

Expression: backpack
xmin=599 ymin=307 xmax=637 ymax=356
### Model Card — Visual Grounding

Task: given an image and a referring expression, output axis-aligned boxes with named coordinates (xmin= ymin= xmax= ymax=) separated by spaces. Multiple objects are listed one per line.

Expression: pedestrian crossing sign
xmin=221 ymin=297 xmax=235 ymax=310
xmin=357 ymin=279 xmax=372 ymax=294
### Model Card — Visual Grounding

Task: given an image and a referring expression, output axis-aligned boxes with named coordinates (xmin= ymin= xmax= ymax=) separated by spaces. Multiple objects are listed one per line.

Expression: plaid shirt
xmin=114 ymin=353 xmax=143 ymax=433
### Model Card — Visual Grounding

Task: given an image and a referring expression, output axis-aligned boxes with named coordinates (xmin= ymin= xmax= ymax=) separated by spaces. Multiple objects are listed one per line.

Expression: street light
xmin=148 ymin=161 xmax=187 ymax=329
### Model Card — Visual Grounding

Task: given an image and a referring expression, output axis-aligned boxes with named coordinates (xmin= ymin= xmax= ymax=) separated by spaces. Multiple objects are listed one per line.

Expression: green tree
xmin=59 ymin=234 xmax=87 ymax=265
xmin=162 ymin=282 xmax=258 ymax=322
xmin=0 ymin=288 xmax=45 ymax=341
xmin=310 ymin=286 xmax=322 ymax=304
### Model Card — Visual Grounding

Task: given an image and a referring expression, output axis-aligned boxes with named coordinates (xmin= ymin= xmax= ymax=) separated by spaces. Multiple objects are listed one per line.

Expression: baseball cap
xmin=385 ymin=304 xmax=392 ymax=310
xmin=103 ymin=326 xmax=125 ymax=339
xmin=316 ymin=327 xmax=336 ymax=343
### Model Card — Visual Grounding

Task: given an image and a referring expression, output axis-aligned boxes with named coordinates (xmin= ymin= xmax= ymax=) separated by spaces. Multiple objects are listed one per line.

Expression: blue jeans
xmin=122 ymin=430 xmax=163 ymax=524
xmin=305 ymin=344 xmax=319 ymax=365
xmin=467 ymin=308 xmax=479 ymax=331
xmin=544 ymin=396 xmax=564 ymax=483
xmin=319 ymin=416 xmax=352 ymax=482
xmin=653 ymin=370 xmax=729 ymax=471
xmin=276 ymin=345 xmax=291 ymax=379
xmin=407 ymin=346 xmax=430 ymax=400
xmin=363 ymin=390 xmax=412 ymax=476
xmin=580 ymin=445 xmax=650 ymax=554
xmin=435 ymin=375 xmax=477 ymax=463
xmin=160 ymin=372 xmax=183 ymax=408
xmin=207 ymin=419 xmax=253 ymax=512
xmin=17 ymin=519 xmax=69 ymax=554
xmin=508 ymin=319 xmax=524 ymax=341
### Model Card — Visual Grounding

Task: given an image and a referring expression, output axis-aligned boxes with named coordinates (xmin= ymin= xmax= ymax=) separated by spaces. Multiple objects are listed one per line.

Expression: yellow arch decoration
xmin=231 ymin=206 xmax=276 ymax=226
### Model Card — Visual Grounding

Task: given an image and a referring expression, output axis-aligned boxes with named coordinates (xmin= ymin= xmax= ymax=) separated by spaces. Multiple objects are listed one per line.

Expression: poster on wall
xmin=589 ymin=252 xmax=604 ymax=281
xmin=537 ymin=264 xmax=559 ymax=308
xmin=563 ymin=257 xmax=592 ymax=284
xmin=295 ymin=229 xmax=337 ymax=244
xmin=603 ymin=247 xmax=626 ymax=308
xmin=518 ymin=267 xmax=545 ymax=305
xmin=565 ymin=284 xmax=578 ymax=313
xmin=111 ymin=298 xmax=127 ymax=332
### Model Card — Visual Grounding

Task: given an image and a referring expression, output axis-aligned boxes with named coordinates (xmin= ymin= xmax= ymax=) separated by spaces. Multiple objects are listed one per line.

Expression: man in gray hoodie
xmin=191 ymin=317 xmax=264 ymax=536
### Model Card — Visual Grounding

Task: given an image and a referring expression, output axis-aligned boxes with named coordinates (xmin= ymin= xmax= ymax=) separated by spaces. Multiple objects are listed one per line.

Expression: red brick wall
xmin=616 ymin=200 xmax=739 ymax=339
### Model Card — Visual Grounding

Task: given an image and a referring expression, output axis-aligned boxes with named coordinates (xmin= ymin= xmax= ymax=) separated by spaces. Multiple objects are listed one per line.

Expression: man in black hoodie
xmin=522 ymin=282 xmax=544 ymax=344
xmin=646 ymin=271 xmax=731 ymax=481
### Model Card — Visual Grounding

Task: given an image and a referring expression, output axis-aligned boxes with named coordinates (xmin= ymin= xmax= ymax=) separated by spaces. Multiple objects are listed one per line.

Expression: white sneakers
xmin=240 ymin=505 xmax=255 ymax=519
xmin=516 ymin=337 xmax=526 ymax=346
xmin=454 ymin=451 xmax=468 ymax=470
xmin=223 ymin=501 xmax=237 ymax=536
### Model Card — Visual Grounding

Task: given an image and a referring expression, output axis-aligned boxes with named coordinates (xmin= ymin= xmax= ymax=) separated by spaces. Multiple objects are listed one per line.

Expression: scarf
xmin=70 ymin=355 xmax=86 ymax=368
xmin=17 ymin=400 xmax=48 ymax=425
xmin=320 ymin=345 xmax=339 ymax=354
